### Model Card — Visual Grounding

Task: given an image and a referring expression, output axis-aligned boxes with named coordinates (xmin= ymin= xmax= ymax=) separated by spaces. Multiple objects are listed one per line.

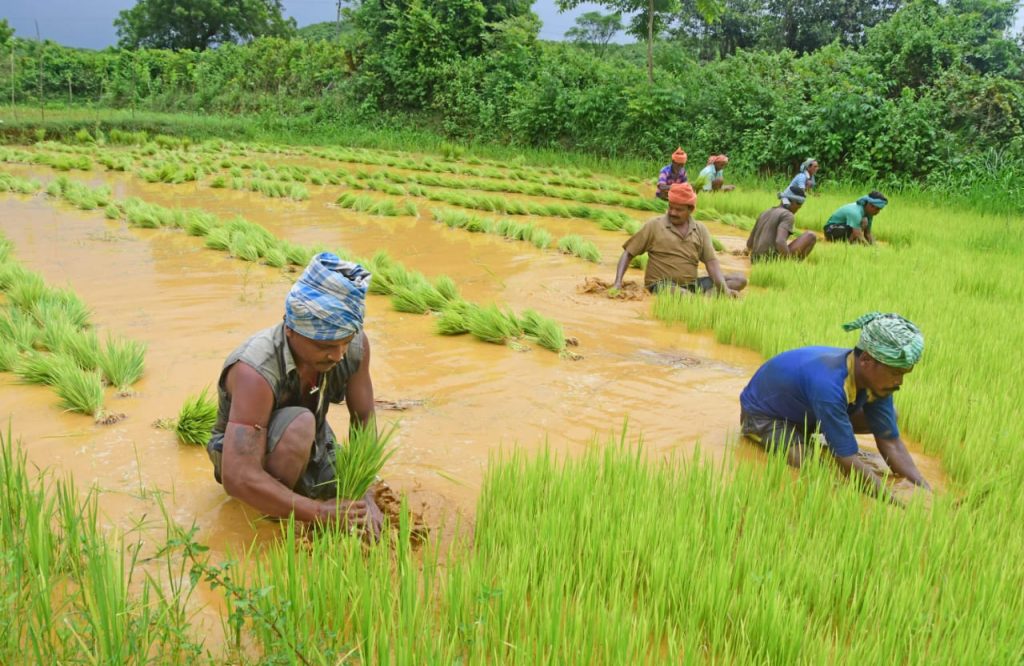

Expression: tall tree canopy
xmin=0 ymin=19 xmax=13 ymax=47
xmin=114 ymin=0 xmax=296 ymax=51
xmin=565 ymin=11 xmax=624 ymax=55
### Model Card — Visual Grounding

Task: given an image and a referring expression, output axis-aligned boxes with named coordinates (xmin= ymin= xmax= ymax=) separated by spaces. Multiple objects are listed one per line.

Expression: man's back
xmin=747 ymin=206 xmax=795 ymax=259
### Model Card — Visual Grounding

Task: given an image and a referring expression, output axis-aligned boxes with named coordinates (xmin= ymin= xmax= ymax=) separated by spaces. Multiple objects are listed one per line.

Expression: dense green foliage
xmin=114 ymin=0 xmax=296 ymax=50
xmin=1 ymin=0 xmax=1023 ymax=206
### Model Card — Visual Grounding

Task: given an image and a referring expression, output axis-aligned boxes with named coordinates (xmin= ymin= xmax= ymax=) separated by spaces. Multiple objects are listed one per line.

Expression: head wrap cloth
xmin=707 ymin=154 xmax=728 ymax=166
xmin=858 ymin=195 xmax=888 ymax=209
xmin=842 ymin=312 xmax=924 ymax=369
xmin=671 ymin=148 xmax=688 ymax=165
xmin=668 ymin=183 xmax=697 ymax=207
xmin=800 ymin=158 xmax=817 ymax=172
xmin=285 ymin=253 xmax=371 ymax=340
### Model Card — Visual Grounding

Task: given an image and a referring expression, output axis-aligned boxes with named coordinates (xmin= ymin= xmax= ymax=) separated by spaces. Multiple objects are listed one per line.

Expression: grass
xmin=331 ymin=421 xmax=398 ymax=500
xmin=175 ymin=388 xmax=219 ymax=446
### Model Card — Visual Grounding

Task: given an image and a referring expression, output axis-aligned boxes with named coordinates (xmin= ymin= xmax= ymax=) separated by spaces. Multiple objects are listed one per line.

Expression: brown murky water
xmin=0 ymin=158 xmax=946 ymax=559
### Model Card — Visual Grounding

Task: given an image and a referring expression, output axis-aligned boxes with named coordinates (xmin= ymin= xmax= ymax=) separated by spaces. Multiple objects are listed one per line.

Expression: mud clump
xmin=96 ymin=412 xmax=126 ymax=426
xmin=578 ymin=277 xmax=645 ymax=300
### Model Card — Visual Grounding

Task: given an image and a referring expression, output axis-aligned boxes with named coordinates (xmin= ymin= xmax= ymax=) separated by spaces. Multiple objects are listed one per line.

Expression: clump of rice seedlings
xmin=622 ymin=219 xmax=642 ymax=234
xmin=52 ymin=327 xmax=101 ymax=371
xmin=14 ymin=350 xmax=74 ymax=385
xmin=434 ymin=276 xmax=460 ymax=302
xmin=390 ymin=285 xmax=432 ymax=314
xmin=204 ymin=227 xmax=232 ymax=251
xmin=209 ymin=175 xmax=228 ymax=189
xmin=121 ymin=198 xmax=165 ymax=228
xmin=0 ymin=308 xmax=42 ymax=351
xmin=630 ymin=253 xmax=649 ymax=270
xmin=31 ymin=295 xmax=91 ymax=334
xmin=53 ymin=364 xmax=105 ymax=416
xmin=529 ymin=228 xmax=553 ymax=249
xmin=466 ymin=304 xmax=523 ymax=344
xmin=108 ymin=129 xmax=148 ymax=145
xmin=557 ymin=235 xmax=602 ymax=263
xmin=5 ymin=272 xmax=48 ymax=311
xmin=287 ymin=184 xmax=310 ymax=201
xmin=103 ymin=203 xmax=122 ymax=219
xmin=400 ymin=201 xmax=418 ymax=216
xmin=0 ymin=338 xmax=19 ymax=371
xmin=184 ymin=210 xmax=217 ymax=236
xmin=97 ymin=154 xmax=132 ymax=172
xmin=519 ymin=309 xmax=566 ymax=353
xmin=332 ymin=420 xmax=398 ymax=500
xmin=282 ymin=241 xmax=314 ymax=267
xmin=0 ymin=262 xmax=29 ymax=291
xmin=97 ymin=336 xmax=146 ymax=392
xmin=309 ymin=171 xmax=326 ymax=186
xmin=230 ymin=231 xmax=264 ymax=262
xmin=0 ymin=172 xmax=40 ymax=194
xmin=174 ymin=388 xmax=218 ymax=446
xmin=336 ymin=192 xmax=375 ymax=212
xmin=263 ymin=246 xmax=287 ymax=268
xmin=368 ymin=179 xmax=407 ymax=197
xmin=436 ymin=302 xmax=472 ymax=335
xmin=368 ymin=199 xmax=400 ymax=216
xmin=712 ymin=237 xmax=725 ymax=252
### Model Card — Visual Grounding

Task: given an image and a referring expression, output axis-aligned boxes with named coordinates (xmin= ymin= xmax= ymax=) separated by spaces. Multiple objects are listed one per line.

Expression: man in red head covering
xmin=613 ymin=183 xmax=747 ymax=297
xmin=655 ymin=147 xmax=689 ymax=200
xmin=698 ymin=155 xmax=730 ymax=192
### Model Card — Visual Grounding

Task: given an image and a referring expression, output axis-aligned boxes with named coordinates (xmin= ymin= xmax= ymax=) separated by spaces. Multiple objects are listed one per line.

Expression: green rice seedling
xmin=332 ymin=421 xmax=398 ymax=500
xmin=0 ymin=308 xmax=42 ymax=351
xmin=5 ymin=271 xmax=48 ymax=311
xmin=436 ymin=303 xmax=472 ymax=335
xmin=174 ymin=388 xmax=218 ymax=446
xmin=229 ymin=166 xmax=244 ymax=177
xmin=630 ymin=253 xmax=649 ymax=270
xmin=97 ymin=336 xmax=146 ymax=392
xmin=390 ymin=285 xmax=432 ymax=314
xmin=204 ymin=227 xmax=232 ymax=251
xmin=0 ymin=337 xmax=19 ymax=371
xmin=400 ymin=201 xmax=418 ymax=216
xmin=434 ymin=276 xmax=460 ymax=303
xmin=103 ymin=203 xmax=121 ymax=220
xmin=184 ymin=210 xmax=217 ymax=237
xmin=53 ymin=364 xmax=105 ymax=416
xmin=15 ymin=351 xmax=75 ymax=385
xmin=282 ymin=242 xmax=315 ymax=267
xmin=622 ymin=219 xmax=642 ymax=234
xmin=0 ymin=235 xmax=12 ymax=263
xmin=263 ymin=247 xmax=287 ymax=268
xmin=712 ymin=237 xmax=725 ymax=252
xmin=287 ymin=184 xmax=310 ymax=201
xmin=209 ymin=175 xmax=228 ymax=189
xmin=519 ymin=309 xmax=566 ymax=353
xmin=0 ymin=172 xmax=40 ymax=194
xmin=529 ymin=227 xmax=553 ymax=249
xmin=32 ymin=288 xmax=92 ymax=330
xmin=121 ymin=199 xmax=164 ymax=228
xmin=466 ymin=304 xmax=522 ymax=344
xmin=368 ymin=199 xmax=400 ymax=216
xmin=55 ymin=328 xmax=101 ymax=371
xmin=230 ymin=232 xmax=264 ymax=262
xmin=557 ymin=235 xmax=602 ymax=263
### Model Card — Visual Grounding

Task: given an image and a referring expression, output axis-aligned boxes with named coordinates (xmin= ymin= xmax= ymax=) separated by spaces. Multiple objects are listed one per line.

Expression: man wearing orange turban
xmin=613 ymin=183 xmax=747 ymax=297
xmin=698 ymin=155 xmax=730 ymax=192
xmin=655 ymin=147 xmax=689 ymax=200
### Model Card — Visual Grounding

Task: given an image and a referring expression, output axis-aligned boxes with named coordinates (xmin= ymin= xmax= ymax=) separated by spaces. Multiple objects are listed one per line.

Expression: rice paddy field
xmin=0 ymin=127 xmax=1022 ymax=664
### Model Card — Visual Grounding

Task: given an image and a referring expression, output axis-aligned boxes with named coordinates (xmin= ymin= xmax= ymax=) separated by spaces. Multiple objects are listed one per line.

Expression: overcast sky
xmin=0 ymin=0 xmax=626 ymax=49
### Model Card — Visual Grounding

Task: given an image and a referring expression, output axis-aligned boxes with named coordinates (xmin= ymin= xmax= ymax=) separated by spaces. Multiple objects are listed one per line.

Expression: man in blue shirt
xmin=739 ymin=312 xmax=930 ymax=502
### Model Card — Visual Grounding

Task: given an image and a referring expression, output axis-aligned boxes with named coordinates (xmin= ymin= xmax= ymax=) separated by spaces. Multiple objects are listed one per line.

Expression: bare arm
xmin=612 ymin=250 xmax=633 ymax=289
xmin=704 ymin=258 xmax=738 ymax=298
xmin=774 ymin=224 xmax=793 ymax=257
xmin=221 ymin=363 xmax=339 ymax=523
xmin=345 ymin=332 xmax=376 ymax=433
xmin=875 ymin=437 xmax=930 ymax=490
xmin=834 ymin=453 xmax=903 ymax=506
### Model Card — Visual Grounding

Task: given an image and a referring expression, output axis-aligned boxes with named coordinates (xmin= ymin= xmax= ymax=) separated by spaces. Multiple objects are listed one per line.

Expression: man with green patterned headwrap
xmin=739 ymin=313 xmax=930 ymax=501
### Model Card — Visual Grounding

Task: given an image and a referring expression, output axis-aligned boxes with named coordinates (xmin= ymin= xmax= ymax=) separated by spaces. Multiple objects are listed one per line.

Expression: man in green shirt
xmin=824 ymin=191 xmax=888 ymax=244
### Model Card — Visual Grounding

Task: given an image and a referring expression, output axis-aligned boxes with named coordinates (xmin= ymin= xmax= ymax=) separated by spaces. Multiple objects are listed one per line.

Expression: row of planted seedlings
xmin=0 ymin=221 xmax=146 ymax=420
xmin=34 ymin=174 xmax=573 ymax=356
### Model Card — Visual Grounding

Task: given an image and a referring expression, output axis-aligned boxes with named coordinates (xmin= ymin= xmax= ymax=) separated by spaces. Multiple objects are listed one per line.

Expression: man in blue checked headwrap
xmin=739 ymin=312 xmax=931 ymax=503
xmin=206 ymin=252 xmax=382 ymax=534
xmin=823 ymin=191 xmax=889 ymax=244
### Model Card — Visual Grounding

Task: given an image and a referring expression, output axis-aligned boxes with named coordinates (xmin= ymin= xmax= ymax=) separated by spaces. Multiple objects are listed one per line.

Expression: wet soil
xmin=0 ymin=159 xmax=947 ymax=557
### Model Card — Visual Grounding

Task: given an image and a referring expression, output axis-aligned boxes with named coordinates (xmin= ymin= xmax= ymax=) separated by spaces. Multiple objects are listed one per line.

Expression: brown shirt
xmin=746 ymin=206 xmax=795 ymax=259
xmin=624 ymin=215 xmax=716 ymax=287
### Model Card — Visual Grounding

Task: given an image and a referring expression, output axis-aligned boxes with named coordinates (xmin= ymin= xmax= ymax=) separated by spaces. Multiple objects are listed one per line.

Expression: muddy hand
xmin=322 ymin=498 xmax=368 ymax=529
xmin=363 ymin=490 xmax=384 ymax=542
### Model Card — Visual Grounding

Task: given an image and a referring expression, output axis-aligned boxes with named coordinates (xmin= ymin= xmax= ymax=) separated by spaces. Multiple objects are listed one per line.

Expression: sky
xmin=0 ymin=0 xmax=626 ymax=50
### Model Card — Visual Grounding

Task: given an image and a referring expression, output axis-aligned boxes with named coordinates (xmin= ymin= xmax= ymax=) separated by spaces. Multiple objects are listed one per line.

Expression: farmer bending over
xmin=698 ymin=154 xmax=732 ymax=192
xmin=613 ymin=182 xmax=746 ymax=297
xmin=655 ymin=147 xmax=689 ymax=200
xmin=739 ymin=313 xmax=931 ymax=502
xmin=206 ymin=252 xmax=382 ymax=534
xmin=746 ymin=186 xmax=817 ymax=262
xmin=824 ymin=192 xmax=888 ymax=244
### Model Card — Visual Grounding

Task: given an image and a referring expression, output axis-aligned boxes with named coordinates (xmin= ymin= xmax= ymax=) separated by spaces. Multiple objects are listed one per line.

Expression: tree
xmin=114 ymin=0 xmax=296 ymax=51
xmin=0 ymin=19 xmax=13 ymax=48
xmin=565 ymin=11 xmax=624 ymax=55
xmin=557 ymin=0 xmax=720 ymax=82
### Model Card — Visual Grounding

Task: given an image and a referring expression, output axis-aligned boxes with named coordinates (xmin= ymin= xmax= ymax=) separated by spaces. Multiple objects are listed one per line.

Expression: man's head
xmin=860 ymin=191 xmax=888 ymax=216
xmin=802 ymin=158 xmax=819 ymax=176
xmin=667 ymin=183 xmax=697 ymax=223
xmin=843 ymin=312 xmax=924 ymax=398
xmin=284 ymin=252 xmax=371 ymax=371
xmin=711 ymin=154 xmax=729 ymax=168
xmin=671 ymin=147 xmax=688 ymax=166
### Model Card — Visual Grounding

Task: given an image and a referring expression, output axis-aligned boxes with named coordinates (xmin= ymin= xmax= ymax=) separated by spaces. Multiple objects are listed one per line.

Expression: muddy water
xmin=0 ymin=164 xmax=945 ymax=557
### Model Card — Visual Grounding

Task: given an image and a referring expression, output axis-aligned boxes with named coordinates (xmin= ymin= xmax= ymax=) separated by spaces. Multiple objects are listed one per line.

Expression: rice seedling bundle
xmin=204 ymin=227 xmax=232 ymax=251
xmin=209 ymin=175 xmax=228 ymax=189
xmin=53 ymin=364 xmax=105 ymax=416
xmin=557 ymin=235 xmax=602 ymax=263
xmin=0 ymin=172 xmax=40 ymax=194
xmin=435 ymin=302 xmax=472 ymax=335
xmin=434 ymin=276 xmax=460 ymax=302
xmin=529 ymin=228 xmax=553 ymax=249
xmin=519 ymin=309 xmax=566 ymax=353
xmin=630 ymin=253 xmax=649 ymax=269
xmin=287 ymin=184 xmax=310 ymax=201
xmin=31 ymin=295 xmax=91 ymax=332
xmin=332 ymin=421 xmax=398 ymax=500
xmin=0 ymin=308 xmax=42 ymax=351
xmin=711 ymin=237 xmax=725 ymax=252
xmin=5 ymin=272 xmax=48 ymax=311
xmin=14 ymin=351 xmax=75 ymax=385
xmin=229 ymin=232 xmax=264 ymax=263
xmin=263 ymin=247 xmax=287 ymax=268
xmin=184 ymin=211 xmax=217 ymax=237
xmin=103 ymin=203 xmax=121 ymax=219
xmin=174 ymin=388 xmax=218 ymax=446
xmin=97 ymin=337 xmax=146 ymax=392
xmin=281 ymin=242 xmax=315 ymax=267
xmin=465 ymin=304 xmax=523 ymax=344
xmin=368 ymin=199 xmax=400 ymax=216
xmin=0 ymin=338 xmax=19 ymax=371
xmin=390 ymin=285 xmax=433 ymax=314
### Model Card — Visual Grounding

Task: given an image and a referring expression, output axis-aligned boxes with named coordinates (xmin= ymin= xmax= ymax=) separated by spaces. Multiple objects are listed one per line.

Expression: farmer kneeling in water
xmin=206 ymin=252 xmax=382 ymax=534
xmin=739 ymin=313 xmax=932 ymax=502
xmin=613 ymin=182 xmax=746 ymax=296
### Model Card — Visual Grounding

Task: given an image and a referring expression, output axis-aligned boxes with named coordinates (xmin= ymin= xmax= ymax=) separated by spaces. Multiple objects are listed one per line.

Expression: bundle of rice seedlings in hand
xmin=175 ymin=388 xmax=218 ymax=446
xmin=53 ymin=364 xmax=105 ymax=416
xmin=98 ymin=336 xmax=146 ymax=392
xmin=519 ymin=309 xmax=566 ymax=353
xmin=332 ymin=420 xmax=398 ymax=501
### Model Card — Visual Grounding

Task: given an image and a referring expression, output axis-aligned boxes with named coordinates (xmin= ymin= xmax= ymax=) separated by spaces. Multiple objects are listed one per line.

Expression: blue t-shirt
xmin=739 ymin=346 xmax=900 ymax=457
xmin=789 ymin=171 xmax=814 ymax=192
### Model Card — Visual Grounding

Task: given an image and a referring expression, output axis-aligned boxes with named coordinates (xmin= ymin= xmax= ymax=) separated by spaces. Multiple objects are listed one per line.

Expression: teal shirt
xmin=698 ymin=164 xmax=724 ymax=192
xmin=827 ymin=202 xmax=871 ymax=233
